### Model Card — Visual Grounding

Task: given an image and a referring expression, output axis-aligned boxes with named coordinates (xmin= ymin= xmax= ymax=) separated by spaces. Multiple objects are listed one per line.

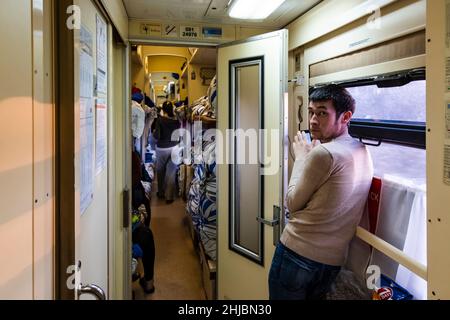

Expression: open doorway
xmin=129 ymin=44 xmax=218 ymax=300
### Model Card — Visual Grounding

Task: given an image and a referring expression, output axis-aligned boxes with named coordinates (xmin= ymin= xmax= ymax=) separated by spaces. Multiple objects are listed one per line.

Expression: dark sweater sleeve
xmin=286 ymin=146 xmax=333 ymax=215
xmin=151 ymin=117 xmax=158 ymax=133
xmin=132 ymin=151 xmax=142 ymax=189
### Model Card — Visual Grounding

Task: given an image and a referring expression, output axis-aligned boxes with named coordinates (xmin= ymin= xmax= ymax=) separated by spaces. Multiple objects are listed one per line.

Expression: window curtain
xmin=369 ymin=178 xmax=427 ymax=300
xmin=346 ymin=177 xmax=427 ymax=300
xmin=395 ymin=187 xmax=427 ymax=300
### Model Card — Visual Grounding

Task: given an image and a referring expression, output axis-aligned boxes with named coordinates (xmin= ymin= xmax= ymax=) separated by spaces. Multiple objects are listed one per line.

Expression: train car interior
xmin=1 ymin=0 xmax=449 ymax=301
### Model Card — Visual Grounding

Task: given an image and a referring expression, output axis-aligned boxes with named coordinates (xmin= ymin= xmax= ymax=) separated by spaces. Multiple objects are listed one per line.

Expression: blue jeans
xmin=268 ymin=243 xmax=340 ymax=300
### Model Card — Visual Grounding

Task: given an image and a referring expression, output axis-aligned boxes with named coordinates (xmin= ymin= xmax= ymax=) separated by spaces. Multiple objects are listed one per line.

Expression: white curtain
xmin=369 ymin=177 xmax=427 ymax=300
xmin=395 ymin=185 xmax=427 ymax=300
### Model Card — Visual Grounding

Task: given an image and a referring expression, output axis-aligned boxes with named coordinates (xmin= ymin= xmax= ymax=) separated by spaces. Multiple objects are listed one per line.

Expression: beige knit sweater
xmin=281 ymin=134 xmax=373 ymax=266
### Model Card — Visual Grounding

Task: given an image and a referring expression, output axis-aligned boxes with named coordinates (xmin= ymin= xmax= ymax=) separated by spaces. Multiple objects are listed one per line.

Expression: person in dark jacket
xmin=132 ymin=151 xmax=155 ymax=294
xmin=152 ymin=101 xmax=181 ymax=204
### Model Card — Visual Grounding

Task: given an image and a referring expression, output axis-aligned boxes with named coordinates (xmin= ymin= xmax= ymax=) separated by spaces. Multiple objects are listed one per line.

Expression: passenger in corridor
xmin=152 ymin=101 xmax=181 ymax=204
xmin=131 ymin=92 xmax=146 ymax=157
xmin=132 ymin=151 xmax=156 ymax=294
xmin=269 ymin=85 xmax=374 ymax=300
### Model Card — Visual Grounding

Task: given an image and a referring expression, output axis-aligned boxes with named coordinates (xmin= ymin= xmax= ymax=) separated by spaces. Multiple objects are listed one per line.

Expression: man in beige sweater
xmin=269 ymin=85 xmax=373 ymax=300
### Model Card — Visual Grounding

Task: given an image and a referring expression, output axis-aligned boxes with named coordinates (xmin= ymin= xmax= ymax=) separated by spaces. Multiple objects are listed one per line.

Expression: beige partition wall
xmin=0 ymin=0 xmax=34 ymax=299
xmin=109 ymin=37 xmax=131 ymax=300
xmin=32 ymin=0 xmax=55 ymax=300
xmin=426 ymin=0 xmax=450 ymax=300
xmin=0 ymin=0 xmax=54 ymax=300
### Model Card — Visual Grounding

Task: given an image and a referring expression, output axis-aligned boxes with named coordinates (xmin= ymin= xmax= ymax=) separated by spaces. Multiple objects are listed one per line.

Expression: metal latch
xmin=256 ymin=217 xmax=279 ymax=227
xmin=257 ymin=206 xmax=281 ymax=246
xmin=256 ymin=206 xmax=281 ymax=226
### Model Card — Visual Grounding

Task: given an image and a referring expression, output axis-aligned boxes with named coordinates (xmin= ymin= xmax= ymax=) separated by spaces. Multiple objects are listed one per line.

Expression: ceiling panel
xmin=123 ymin=0 xmax=322 ymax=28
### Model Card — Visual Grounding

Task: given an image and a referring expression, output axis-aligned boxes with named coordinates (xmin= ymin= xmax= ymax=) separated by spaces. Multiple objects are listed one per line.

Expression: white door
xmin=73 ymin=0 xmax=109 ymax=300
xmin=217 ymin=30 xmax=288 ymax=300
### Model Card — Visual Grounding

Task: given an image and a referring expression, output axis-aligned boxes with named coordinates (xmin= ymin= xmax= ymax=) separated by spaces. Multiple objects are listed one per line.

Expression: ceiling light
xmin=229 ymin=0 xmax=286 ymax=20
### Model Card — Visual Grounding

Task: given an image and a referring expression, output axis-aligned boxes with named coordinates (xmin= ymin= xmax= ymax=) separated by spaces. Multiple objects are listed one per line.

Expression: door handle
xmin=78 ymin=284 xmax=106 ymax=300
xmin=256 ymin=217 xmax=279 ymax=227
xmin=257 ymin=206 xmax=281 ymax=246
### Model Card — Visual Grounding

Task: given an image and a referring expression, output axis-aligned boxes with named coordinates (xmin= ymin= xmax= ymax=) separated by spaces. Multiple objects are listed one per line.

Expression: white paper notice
xmin=80 ymin=51 xmax=94 ymax=100
xmin=96 ymin=98 xmax=107 ymax=175
xmin=96 ymin=16 xmax=108 ymax=175
xmin=80 ymin=26 xmax=95 ymax=215
xmin=445 ymin=145 xmax=450 ymax=186
xmin=96 ymin=15 xmax=107 ymax=73
xmin=80 ymin=98 xmax=95 ymax=214
xmin=97 ymin=70 xmax=107 ymax=95
xmin=96 ymin=15 xmax=107 ymax=95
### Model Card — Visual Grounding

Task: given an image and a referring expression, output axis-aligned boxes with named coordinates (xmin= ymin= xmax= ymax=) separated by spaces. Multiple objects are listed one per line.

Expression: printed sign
xmin=96 ymin=16 xmax=107 ymax=74
xmin=96 ymin=99 xmax=107 ymax=175
xmin=445 ymin=145 xmax=450 ymax=186
xmin=164 ymin=24 xmax=178 ymax=38
xmin=180 ymin=26 xmax=200 ymax=39
xmin=203 ymin=27 xmax=222 ymax=38
xmin=79 ymin=26 xmax=95 ymax=215
xmin=446 ymin=58 xmax=450 ymax=92
xmin=141 ymin=23 xmax=162 ymax=37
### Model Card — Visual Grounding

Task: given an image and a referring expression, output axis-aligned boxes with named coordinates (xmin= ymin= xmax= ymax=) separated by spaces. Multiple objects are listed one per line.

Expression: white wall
xmin=101 ymin=0 xmax=129 ymax=42
xmin=0 ymin=0 xmax=54 ymax=300
xmin=426 ymin=0 xmax=450 ymax=300
xmin=287 ymin=0 xmax=396 ymax=50
xmin=32 ymin=0 xmax=55 ymax=300
xmin=0 ymin=0 xmax=34 ymax=299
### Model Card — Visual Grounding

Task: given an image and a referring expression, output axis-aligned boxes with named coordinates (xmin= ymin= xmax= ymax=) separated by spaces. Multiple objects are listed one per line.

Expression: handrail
xmin=356 ymin=227 xmax=427 ymax=281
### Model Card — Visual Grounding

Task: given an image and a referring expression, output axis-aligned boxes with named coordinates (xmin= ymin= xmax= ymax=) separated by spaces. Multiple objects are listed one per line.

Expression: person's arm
xmin=286 ymin=146 xmax=333 ymax=214
xmin=142 ymin=104 xmax=151 ymax=114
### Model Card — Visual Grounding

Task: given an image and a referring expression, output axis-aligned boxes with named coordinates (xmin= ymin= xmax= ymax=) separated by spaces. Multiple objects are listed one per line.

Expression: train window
xmin=349 ymin=80 xmax=426 ymax=123
xmin=344 ymin=74 xmax=426 ymax=183
xmin=341 ymin=73 xmax=427 ymax=299
xmin=315 ymin=69 xmax=427 ymax=149
xmin=367 ymin=142 xmax=426 ymax=187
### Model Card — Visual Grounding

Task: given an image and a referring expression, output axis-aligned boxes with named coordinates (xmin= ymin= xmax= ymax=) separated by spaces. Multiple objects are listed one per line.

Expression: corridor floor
xmin=132 ymin=194 xmax=206 ymax=300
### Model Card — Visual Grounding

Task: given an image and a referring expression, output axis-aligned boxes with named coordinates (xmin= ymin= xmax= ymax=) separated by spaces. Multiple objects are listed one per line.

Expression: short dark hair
xmin=309 ymin=84 xmax=355 ymax=118
xmin=162 ymin=101 xmax=175 ymax=118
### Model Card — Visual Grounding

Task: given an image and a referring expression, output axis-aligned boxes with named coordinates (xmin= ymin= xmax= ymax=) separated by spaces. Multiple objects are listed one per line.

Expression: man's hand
xmin=292 ymin=131 xmax=321 ymax=160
